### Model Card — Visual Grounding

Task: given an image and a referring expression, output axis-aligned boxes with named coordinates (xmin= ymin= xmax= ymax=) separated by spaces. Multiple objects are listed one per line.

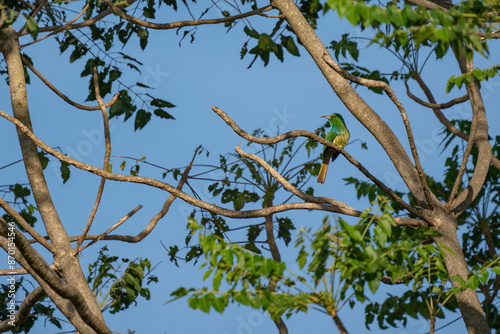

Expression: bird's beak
xmin=320 ymin=115 xmax=330 ymax=119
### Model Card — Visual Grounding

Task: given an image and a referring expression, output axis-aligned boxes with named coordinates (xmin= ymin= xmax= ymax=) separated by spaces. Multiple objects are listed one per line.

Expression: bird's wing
xmin=323 ymin=130 xmax=339 ymax=162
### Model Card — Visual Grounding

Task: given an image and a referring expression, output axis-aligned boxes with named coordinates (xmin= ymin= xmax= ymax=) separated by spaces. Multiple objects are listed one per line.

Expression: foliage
xmin=87 ymin=247 xmax=159 ymax=314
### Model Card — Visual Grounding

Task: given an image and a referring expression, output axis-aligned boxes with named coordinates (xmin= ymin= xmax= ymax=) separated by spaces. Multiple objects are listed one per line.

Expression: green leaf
xmin=134 ymin=109 xmax=151 ymax=130
xmin=25 ymin=16 xmax=39 ymax=40
xmin=154 ymin=109 xmax=175 ymax=120
xmin=60 ymin=161 xmax=70 ymax=183
xmin=281 ymin=36 xmax=300 ymax=57
xmin=244 ymin=26 xmax=260 ymax=39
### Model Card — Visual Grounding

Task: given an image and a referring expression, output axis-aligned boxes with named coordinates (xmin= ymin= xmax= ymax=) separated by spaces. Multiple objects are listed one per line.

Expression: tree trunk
xmin=0 ymin=27 xmax=110 ymax=334
xmin=433 ymin=209 xmax=490 ymax=334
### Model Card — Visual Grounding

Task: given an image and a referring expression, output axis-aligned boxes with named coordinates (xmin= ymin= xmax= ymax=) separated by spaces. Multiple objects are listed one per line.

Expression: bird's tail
xmin=317 ymin=162 xmax=329 ymax=184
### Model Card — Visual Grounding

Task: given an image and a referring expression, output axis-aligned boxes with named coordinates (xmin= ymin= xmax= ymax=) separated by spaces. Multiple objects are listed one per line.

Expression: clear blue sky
xmin=1 ymin=2 xmax=499 ymax=333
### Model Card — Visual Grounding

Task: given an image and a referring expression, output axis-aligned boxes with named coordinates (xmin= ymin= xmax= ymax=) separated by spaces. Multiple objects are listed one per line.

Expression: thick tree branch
xmin=75 ymin=68 xmax=114 ymax=254
xmin=451 ymin=54 xmax=492 ymax=215
xmin=322 ymin=55 xmax=435 ymax=211
xmin=0 ymin=26 xmax=110 ymax=333
xmin=103 ymin=0 xmax=274 ymax=30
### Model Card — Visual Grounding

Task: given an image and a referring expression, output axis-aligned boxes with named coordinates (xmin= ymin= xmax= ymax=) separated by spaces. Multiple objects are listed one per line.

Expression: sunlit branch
xmin=77 ymin=146 xmax=197 ymax=246
xmin=75 ymin=68 xmax=114 ymax=254
xmin=447 ymin=94 xmax=478 ymax=209
xmin=214 ymin=106 xmax=430 ymax=225
xmin=21 ymin=56 xmax=119 ymax=111
xmin=103 ymin=0 xmax=274 ymax=30
xmin=322 ymin=54 xmax=435 ymax=211
xmin=0 ymin=217 xmax=109 ymax=334
xmin=0 ymin=109 xmax=423 ymax=226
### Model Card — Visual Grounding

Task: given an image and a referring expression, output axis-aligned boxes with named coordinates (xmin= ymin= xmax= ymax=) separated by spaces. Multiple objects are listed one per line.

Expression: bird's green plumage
xmin=317 ymin=113 xmax=349 ymax=184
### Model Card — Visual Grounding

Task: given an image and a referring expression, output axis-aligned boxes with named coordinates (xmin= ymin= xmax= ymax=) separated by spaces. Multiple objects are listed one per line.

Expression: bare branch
xmin=23 ymin=0 xmax=139 ymax=35
xmin=77 ymin=205 xmax=142 ymax=251
xmin=450 ymin=54 xmax=492 ymax=215
xmin=21 ymin=56 xmax=119 ymax=111
xmin=103 ymin=0 xmax=274 ymax=30
xmin=75 ymin=67 xmax=114 ymax=253
xmin=0 ymin=108 xmax=425 ymax=227
xmin=214 ymin=106 xmax=430 ymax=225
xmin=322 ymin=54 xmax=435 ymax=211
xmin=405 ymin=82 xmax=469 ymax=109
xmin=0 ymin=197 xmax=54 ymax=252
xmin=405 ymin=0 xmax=451 ymax=10
xmin=447 ymin=97 xmax=478 ymax=209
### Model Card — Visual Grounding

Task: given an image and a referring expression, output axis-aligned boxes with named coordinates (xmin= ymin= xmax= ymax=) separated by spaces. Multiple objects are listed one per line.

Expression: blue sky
xmin=2 ymin=1 xmax=500 ymax=333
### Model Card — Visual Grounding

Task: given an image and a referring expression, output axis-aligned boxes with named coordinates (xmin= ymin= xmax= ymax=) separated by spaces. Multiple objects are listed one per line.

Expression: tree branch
xmin=411 ymin=74 xmax=500 ymax=170
xmin=451 ymin=54 xmax=492 ymax=215
xmin=322 ymin=55 xmax=435 ymax=211
xmin=218 ymin=107 xmax=431 ymax=225
xmin=0 ymin=218 xmax=110 ymax=333
xmin=21 ymin=55 xmax=119 ymax=111
xmin=103 ymin=0 xmax=274 ymax=30
xmin=0 ymin=196 xmax=54 ymax=252
xmin=405 ymin=81 xmax=469 ymax=109
xmin=75 ymin=68 xmax=114 ymax=254
xmin=0 ymin=108 xmax=424 ymax=227
xmin=21 ymin=4 xmax=89 ymax=48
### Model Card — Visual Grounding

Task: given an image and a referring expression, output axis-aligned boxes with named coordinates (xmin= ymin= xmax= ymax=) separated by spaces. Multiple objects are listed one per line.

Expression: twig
xmin=77 ymin=205 xmax=142 ymax=251
xmin=103 ymin=0 xmax=274 ymax=30
xmin=21 ymin=4 xmax=89 ymax=48
xmin=18 ymin=0 xmax=48 ymax=36
xmin=21 ymin=56 xmax=119 ymax=111
xmin=74 ymin=67 xmax=114 ymax=254
xmin=322 ymin=54 xmax=435 ymax=211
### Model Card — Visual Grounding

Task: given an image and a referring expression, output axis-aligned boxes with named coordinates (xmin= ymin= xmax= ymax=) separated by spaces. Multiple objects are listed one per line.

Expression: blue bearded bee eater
xmin=317 ymin=113 xmax=350 ymax=184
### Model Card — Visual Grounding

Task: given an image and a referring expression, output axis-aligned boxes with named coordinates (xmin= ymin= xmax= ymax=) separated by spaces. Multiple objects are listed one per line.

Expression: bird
xmin=317 ymin=113 xmax=350 ymax=184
